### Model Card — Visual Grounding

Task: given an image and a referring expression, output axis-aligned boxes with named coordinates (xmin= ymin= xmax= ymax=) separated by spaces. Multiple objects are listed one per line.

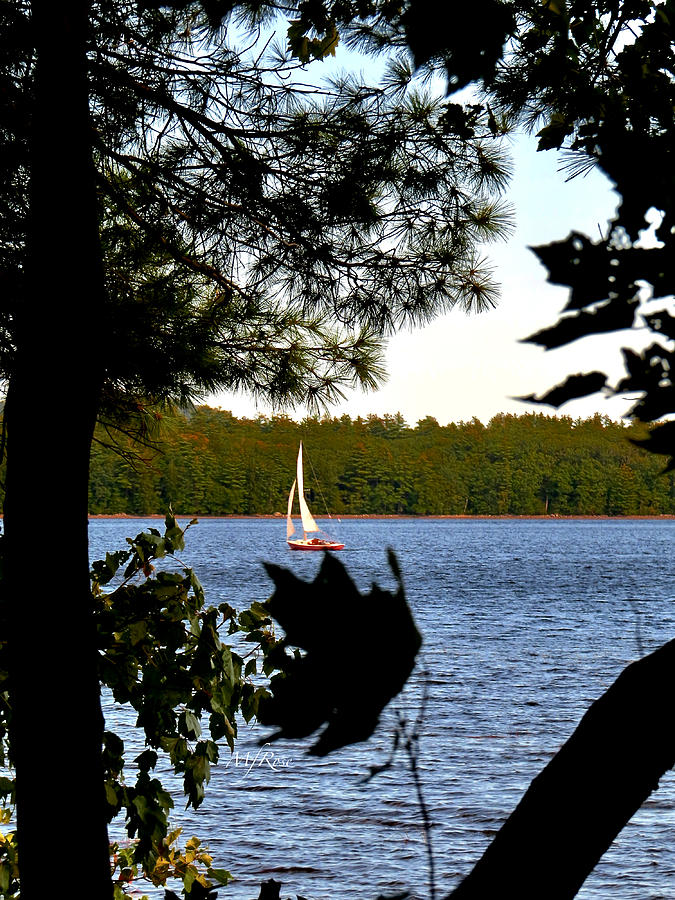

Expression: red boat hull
xmin=287 ymin=538 xmax=345 ymax=551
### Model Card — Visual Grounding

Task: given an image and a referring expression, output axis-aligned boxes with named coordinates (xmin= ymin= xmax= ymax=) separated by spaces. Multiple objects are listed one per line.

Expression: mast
xmin=297 ymin=442 xmax=319 ymax=538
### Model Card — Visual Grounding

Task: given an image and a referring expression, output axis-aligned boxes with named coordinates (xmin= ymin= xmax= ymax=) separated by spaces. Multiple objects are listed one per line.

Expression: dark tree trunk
xmin=448 ymin=638 xmax=675 ymax=899
xmin=2 ymin=1 xmax=111 ymax=895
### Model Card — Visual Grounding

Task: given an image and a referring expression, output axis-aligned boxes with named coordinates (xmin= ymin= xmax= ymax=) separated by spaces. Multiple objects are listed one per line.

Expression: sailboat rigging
xmin=286 ymin=443 xmax=344 ymax=551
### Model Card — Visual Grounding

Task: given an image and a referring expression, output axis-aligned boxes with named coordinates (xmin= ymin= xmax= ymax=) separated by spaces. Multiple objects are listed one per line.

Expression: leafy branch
xmin=0 ymin=512 xmax=284 ymax=898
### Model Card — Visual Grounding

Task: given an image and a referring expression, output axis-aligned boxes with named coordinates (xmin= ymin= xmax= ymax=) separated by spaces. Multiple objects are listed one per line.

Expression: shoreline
xmin=86 ymin=513 xmax=675 ymax=521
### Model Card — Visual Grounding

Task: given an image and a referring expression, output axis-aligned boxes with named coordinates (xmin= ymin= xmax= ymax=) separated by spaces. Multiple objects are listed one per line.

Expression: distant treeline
xmin=74 ymin=407 xmax=675 ymax=517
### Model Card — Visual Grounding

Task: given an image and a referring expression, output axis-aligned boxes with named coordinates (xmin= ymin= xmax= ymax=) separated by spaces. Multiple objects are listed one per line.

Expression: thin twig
xmin=362 ymin=668 xmax=437 ymax=900
xmin=401 ymin=671 xmax=436 ymax=900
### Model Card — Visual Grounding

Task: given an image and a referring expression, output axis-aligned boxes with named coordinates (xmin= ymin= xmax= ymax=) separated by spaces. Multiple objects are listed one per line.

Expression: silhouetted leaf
xmin=259 ymin=553 xmax=421 ymax=756
xmin=630 ymin=421 xmax=675 ymax=471
xmin=184 ymin=881 xmax=219 ymax=900
xmin=536 ymin=113 xmax=574 ymax=151
xmin=257 ymin=880 xmax=282 ymax=900
xmin=629 ymin=389 xmax=675 ymax=427
xmin=616 ymin=345 xmax=668 ymax=396
xmin=523 ymin=297 xmax=638 ymax=349
xmin=644 ymin=309 xmax=675 ymax=341
xmin=376 ymin=894 xmax=410 ymax=900
xmin=531 ymin=234 xmax=618 ymax=310
xmin=519 ymin=371 xmax=607 ymax=407
xmin=402 ymin=0 xmax=515 ymax=90
xmin=616 ymin=345 xmax=675 ymax=422
xmin=528 ymin=235 xmax=675 ymax=312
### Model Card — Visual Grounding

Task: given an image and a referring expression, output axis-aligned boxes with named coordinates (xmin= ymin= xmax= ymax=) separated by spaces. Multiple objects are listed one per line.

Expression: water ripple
xmin=92 ymin=517 xmax=675 ymax=900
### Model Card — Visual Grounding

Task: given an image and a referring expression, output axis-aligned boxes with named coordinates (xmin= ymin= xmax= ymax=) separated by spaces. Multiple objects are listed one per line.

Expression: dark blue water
xmin=90 ymin=518 xmax=675 ymax=900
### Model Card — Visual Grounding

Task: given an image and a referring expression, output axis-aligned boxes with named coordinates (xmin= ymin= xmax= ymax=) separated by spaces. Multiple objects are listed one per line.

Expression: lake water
xmin=90 ymin=517 xmax=675 ymax=900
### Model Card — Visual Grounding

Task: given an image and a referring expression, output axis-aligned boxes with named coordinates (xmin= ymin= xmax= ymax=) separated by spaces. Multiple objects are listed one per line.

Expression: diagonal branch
xmin=449 ymin=637 xmax=675 ymax=899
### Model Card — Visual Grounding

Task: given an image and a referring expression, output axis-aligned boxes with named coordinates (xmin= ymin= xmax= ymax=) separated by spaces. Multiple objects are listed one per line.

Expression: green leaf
xmin=133 ymin=794 xmax=149 ymax=821
xmin=128 ymin=620 xmax=148 ymax=645
xmin=0 ymin=777 xmax=15 ymax=802
xmin=207 ymin=867 xmax=234 ymax=885
xmin=136 ymin=749 xmax=158 ymax=772
xmin=180 ymin=710 xmax=202 ymax=740
xmin=165 ymin=525 xmax=186 ymax=553
xmin=220 ymin=645 xmax=235 ymax=683
xmin=536 ymin=112 xmax=574 ymax=150
xmin=183 ymin=865 xmax=197 ymax=893
xmin=238 ymin=608 xmax=262 ymax=630
xmin=105 ymin=782 xmax=118 ymax=807
xmin=190 ymin=571 xmax=205 ymax=606
xmin=162 ymin=736 xmax=189 ymax=765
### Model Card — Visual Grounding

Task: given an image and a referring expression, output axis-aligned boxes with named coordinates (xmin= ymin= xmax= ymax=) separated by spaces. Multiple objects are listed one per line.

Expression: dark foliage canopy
xmin=0 ymin=0 xmax=512 ymax=428
xmin=490 ymin=1 xmax=675 ymax=466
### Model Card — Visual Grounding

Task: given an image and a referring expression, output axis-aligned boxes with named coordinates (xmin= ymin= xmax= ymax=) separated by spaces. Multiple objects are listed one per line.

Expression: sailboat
xmin=286 ymin=442 xmax=345 ymax=551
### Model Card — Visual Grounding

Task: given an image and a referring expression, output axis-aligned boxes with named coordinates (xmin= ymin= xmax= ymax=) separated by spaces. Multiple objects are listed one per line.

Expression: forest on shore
xmin=68 ymin=407 xmax=675 ymax=517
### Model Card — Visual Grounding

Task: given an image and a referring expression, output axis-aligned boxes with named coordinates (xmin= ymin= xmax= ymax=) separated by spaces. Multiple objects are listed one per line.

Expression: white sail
xmin=297 ymin=442 xmax=319 ymax=534
xmin=286 ymin=478 xmax=296 ymax=538
xmin=286 ymin=442 xmax=344 ymax=550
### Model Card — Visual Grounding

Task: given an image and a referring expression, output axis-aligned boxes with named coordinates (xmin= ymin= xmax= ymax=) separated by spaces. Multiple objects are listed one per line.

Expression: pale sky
xmin=208 ymin=50 xmax=648 ymax=427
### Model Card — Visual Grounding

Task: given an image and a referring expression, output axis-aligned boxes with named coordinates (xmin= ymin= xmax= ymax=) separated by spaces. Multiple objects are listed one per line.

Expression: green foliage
xmin=0 ymin=825 xmax=18 ymax=900
xmin=287 ymin=19 xmax=340 ymax=62
xmin=94 ymin=512 xmax=280 ymax=891
xmin=0 ymin=513 xmax=281 ymax=897
xmin=79 ymin=407 xmax=675 ymax=517
xmin=110 ymin=830 xmax=232 ymax=899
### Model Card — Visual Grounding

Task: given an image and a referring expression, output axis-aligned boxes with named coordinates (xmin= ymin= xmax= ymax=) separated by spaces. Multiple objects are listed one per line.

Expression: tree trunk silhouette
xmin=2 ymin=1 xmax=111 ymax=895
xmin=449 ymin=637 xmax=675 ymax=899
